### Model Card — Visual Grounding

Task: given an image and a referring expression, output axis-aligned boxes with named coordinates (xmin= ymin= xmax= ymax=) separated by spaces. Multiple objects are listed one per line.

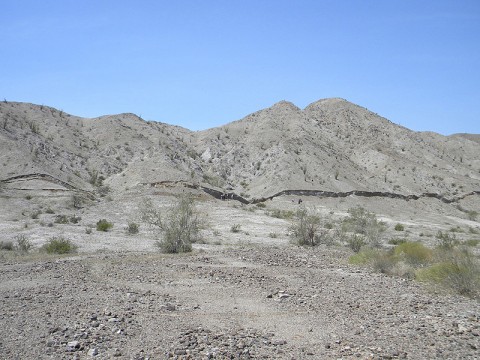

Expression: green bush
xmin=394 ymin=223 xmax=405 ymax=231
xmin=40 ymin=237 xmax=77 ymax=254
xmin=125 ymin=222 xmax=140 ymax=235
xmin=416 ymin=250 xmax=480 ymax=298
xmin=96 ymin=219 xmax=113 ymax=232
xmin=394 ymin=241 xmax=432 ymax=265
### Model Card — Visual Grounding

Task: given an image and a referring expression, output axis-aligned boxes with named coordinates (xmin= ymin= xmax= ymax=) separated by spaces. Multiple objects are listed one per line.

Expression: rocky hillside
xmin=1 ymin=99 xmax=479 ymax=199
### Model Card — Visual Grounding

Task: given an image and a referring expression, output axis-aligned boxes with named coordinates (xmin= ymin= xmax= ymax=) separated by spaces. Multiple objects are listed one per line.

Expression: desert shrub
xmin=268 ymin=209 xmax=295 ymax=219
xmin=436 ymin=231 xmax=457 ymax=249
xmin=388 ymin=237 xmax=407 ymax=245
xmin=31 ymin=210 xmax=41 ymax=219
xmin=269 ymin=232 xmax=278 ymax=238
xmin=349 ymin=248 xmax=381 ymax=265
xmin=468 ymin=227 xmax=479 ymax=234
xmin=288 ymin=207 xmax=323 ymax=246
xmin=15 ymin=235 xmax=33 ymax=252
xmin=125 ymin=222 xmax=140 ymax=235
xmin=230 ymin=224 xmax=241 ymax=233
xmin=55 ymin=215 xmax=69 ymax=224
xmin=256 ymin=202 xmax=266 ymax=208
xmin=96 ymin=219 xmax=113 ymax=232
xmin=0 ymin=241 xmax=14 ymax=251
xmin=393 ymin=241 xmax=432 ymax=266
xmin=342 ymin=207 xmax=386 ymax=247
xmin=25 ymin=195 xmax=32 ymax=200
xmin=143 ymin=194 xmax=203 ymax=253
xmin=347 ymin=234 xmax=366 ymax=253
xmin=394 ymin=223 xmax=405 ymax=231
xmin=45 ymin=207 xmax=55 ymax=214
xmin=72 ymin=194 xmax=83 ymax=209
xmin=372 ymin=251 xmax=397 ymax=274
xmin=40 ymin=237 xmax=77 ymax=254
xmin=69 ymin=215 xmax=81 ymax=224
xmin=467 ymin=210 xmax=478 ymax=221
xmin=462 ymin=239 xmax=479 ymax=247
xmin=416 ymin=250 xmax=480 ymax=298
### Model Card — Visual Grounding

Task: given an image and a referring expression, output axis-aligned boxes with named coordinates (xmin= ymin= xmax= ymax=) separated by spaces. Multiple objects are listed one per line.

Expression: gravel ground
xmin=1 ymin=245 xmax=479 ymax=359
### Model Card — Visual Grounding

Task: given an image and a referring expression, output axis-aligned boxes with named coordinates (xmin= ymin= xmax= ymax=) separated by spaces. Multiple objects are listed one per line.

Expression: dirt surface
xmin=1 ymin=244 xmax=479 ymax=359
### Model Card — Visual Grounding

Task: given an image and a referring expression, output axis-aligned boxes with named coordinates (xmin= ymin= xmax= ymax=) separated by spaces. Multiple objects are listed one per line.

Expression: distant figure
xmin=298 ymin=198 xmax=303 ymax=205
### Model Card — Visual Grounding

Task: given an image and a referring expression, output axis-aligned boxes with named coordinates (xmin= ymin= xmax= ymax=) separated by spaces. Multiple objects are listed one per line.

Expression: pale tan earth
xmin=0 ymin=99 xmax=479 ymax=359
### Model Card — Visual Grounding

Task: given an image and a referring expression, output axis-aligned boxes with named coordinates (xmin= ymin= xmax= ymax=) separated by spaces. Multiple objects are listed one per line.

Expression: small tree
xmin=142 ymin=194 xmax=203 ymax=253
xmin=289 ymin=206 xmax=322 ymax=246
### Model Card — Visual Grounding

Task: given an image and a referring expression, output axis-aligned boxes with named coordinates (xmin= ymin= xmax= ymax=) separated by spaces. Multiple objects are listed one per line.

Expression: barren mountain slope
xmin=194 ymin=98 xmax=480 ymax=198
xmin=1 ymin=99 xmax=479 ymax=200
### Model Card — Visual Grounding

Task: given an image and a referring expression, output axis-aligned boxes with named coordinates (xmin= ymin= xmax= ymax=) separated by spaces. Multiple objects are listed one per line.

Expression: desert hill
xmin=1 ymin=98 xmax=479 ymax=200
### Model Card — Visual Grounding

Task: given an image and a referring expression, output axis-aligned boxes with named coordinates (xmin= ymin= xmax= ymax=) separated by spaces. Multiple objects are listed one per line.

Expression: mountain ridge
xmin=1 ymin=98 xmax=479 ymax=200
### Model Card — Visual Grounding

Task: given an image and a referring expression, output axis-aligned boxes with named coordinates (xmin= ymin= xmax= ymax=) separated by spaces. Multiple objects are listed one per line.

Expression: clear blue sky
xmin=1 ymin=1 xmax=479 ymax=135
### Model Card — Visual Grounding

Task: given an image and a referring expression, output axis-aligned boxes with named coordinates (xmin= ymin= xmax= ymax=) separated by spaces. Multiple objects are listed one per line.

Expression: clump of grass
xmin=96 ymin=219 xmax=113 ymax=232
xmin=256 ymin=202 xmax=266 ymax=208
xmin=40 ymin=237 xmax=77 ymax=254
xmin=230 ymin=224 xmax=242 ymax=233
xmin=125 ymin=222 xmax=139 ymax=235
xmin=394 ymin=223 xmax=405 ymax=231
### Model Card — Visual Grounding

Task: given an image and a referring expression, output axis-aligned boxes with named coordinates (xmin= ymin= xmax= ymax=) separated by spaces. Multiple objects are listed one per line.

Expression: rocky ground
xmin=0 ymin=186 xmax=479 ymax=359
xmin=1 ymin=244 xmax=479 ymax=359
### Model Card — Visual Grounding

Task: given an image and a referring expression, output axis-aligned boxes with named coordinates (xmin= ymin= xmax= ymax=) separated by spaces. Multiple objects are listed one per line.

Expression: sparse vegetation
xmin=40 ymin=237 xmax=77 ymax=254
xmin=0 ymin=241 xmax=14 ymax=251
xmin=15 ymin=235 xmax=33 ymax=253
xmin=142 ymin=194 xmax=203 ymax=253
xmin=125 ymin=222 xmax=140 ymax=235
xmin=230 ymin=224 xmax=241 ymax=233
xmin=267 ymin=208 xmax=295 ymax=219
xmin=96 ymin=219 xmax=114 ymax=232
xmin=394 ymin=223 xmax=405 ymax=231
xmin=288 ymin=206 xmax=323 ymax=246
xmin=342 ymin=207 xmax=386 ymax=247
xmin=350 ymin=240 xmax=480 ymax=298
xmin=436 ymin=231 xmax=457 ymax=250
